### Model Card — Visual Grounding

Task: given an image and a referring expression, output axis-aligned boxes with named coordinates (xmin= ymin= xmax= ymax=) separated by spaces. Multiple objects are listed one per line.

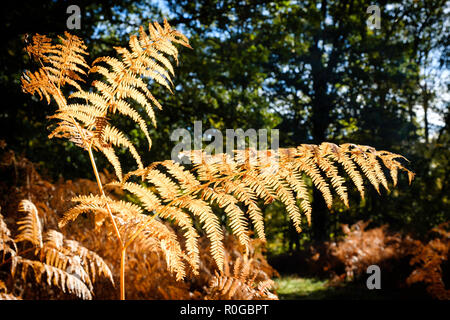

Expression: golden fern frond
xmin=292 ymin=145 xmax=334 ymax=208
xmin=1 ymin=199 xmax=114 ymax=299
xmin=376 ymin=150 xmax=414 ymax=187
xmin=344 ymin=144 xmax=382 ymax=194
xmin=111 ymin=175 xmax=201 ymax=273
xmin=40 ymin=230 xmax=71 ymax=270
xmin=113 ymin=181 xmax=161 ymax=212
xmin=171 ymin=196 xmax=225 ymax=271
xmin=21 ymin=69 xmax=58 ymax=104
xmin=60 ymin=193 xmax=139 ymax=231
xmin=283 ymin=163 xmax=312 ymax=225
xmin=97 ymin=142 xmax=413 ymax=275
xmin=61 ymin=191 xmax=191 ymax=279
xmin=22 ymin=32 xmax=88 ymax=107
xmin=206 ymin=257 xmax=277 ymax=300
xmin=58 ymin=194 xmax=108 ymax=229
xmin=100 ymin=124 xmax=144 ymax=172
xmin=207 ymin=273 xmax=247 ymax=300
xmin=222 ymin=180 xmax=266 ymax=242
xmin=160 ymin=160 xmax=200 ymax=192
xmin=323 ymin=142 xmax=366 ymax=199
xmin=63 ymin=239 xmax=114 ymax=285
xmin=116 ymin=175 xmax=223 ymax=273
xmin=11 ymin=256 xmax=93 ymax=299
xmin=185 ymin=152 xmax=270 ymax=242
xmin=124 ymin=214 xmax=186 ymax=280
xmin=149 ymin=143 xmax=411 ymax=271
xmin=278 ymin=143 xmax=412 ymax=204
xmin=15 ymin=200 xmax=43 ymax=248
xmin=48 ymin=116 xmax=94 ymax=150
xmin=62 ymin=190 xmax=188 ymax=279
xmin=39 ymin=243 xmax=94 ymax=292
xmin=100 ymin=147 xmax=123 ymax=181
xmin=42 ymin=229 xmax=114 ymax=285
xmin=22 ymin=22 xmax=190 ymax=183
xmin=114 ymin=167 xmax=201 ymax=272
xmin=262 ymin=166 xmax=304 ymax=233
xmin=189 ymin=150 xmax=301 ymax=236
xmin=25 ymin=34 xmax=54 ymax=61
xmin=316 ymin=145 xmax=349 ymax=207
xmin=145 ymin=168 xmax=182 ymax=200
xmin=159 ymin=206 xmax=200 ymax=273
xmin=104 ymin=143 xmax=412 ymax=273
xmin=201 ymin=186 xmax=250 ymax=250
xmin=362 ymin=146 xmax=390 ymax=192
xmin=50 ymin=32 xmax=89 ymax=89
xmin=189 ymin=151 xmax=225 ymax=181
xmin=77 ymin=17 xmax=190 ymax=176
xmin=83 ymin=18 xmax=190 ymax=154
xmin=241 ymin=170 xmax=277 ymax=205
xmin=1 ymin=213 xmax=17 ymax=260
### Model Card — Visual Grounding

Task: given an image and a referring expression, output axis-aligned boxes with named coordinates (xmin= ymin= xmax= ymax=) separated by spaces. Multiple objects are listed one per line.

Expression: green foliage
xmin=274 ymin=276 xmax=328 ymax=300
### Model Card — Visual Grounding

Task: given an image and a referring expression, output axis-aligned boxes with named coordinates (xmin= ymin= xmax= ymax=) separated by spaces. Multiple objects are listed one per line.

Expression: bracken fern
xmin=0 ymin=200 xmax=113 ymax=299
xmin=21 ymin=18 xmax=414 ymax=300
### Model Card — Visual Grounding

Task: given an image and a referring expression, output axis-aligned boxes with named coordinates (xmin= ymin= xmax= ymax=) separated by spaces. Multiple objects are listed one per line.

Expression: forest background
xmin=0 ymin=0 xmax=448 ymax=299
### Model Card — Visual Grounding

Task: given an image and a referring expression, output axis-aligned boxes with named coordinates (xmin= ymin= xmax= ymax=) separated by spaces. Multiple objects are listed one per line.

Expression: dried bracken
xmin=205 ymin=255 xmax=277 ymax=300
xmin=98 ymin=145 xmax=413 ymax=276
xmin=20 ymin=18 xmax=414 ymax=300
xmin=327 ymin=220 xmax=414 ymax=280
xmin=287 ymin=220 xmax=448 ymax=300
xmin=406 ymin=222 xmax=450 ymax=300
xmin=0 ymin=200 xmax=113 ymax=299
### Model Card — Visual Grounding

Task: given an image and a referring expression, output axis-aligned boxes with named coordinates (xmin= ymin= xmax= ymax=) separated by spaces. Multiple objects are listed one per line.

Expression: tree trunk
xmin=311 ymin=188 xmax=329 ymax=242
xmin=422 ymin=83 xmax=430 ymax=144
xmin=310 ymin=61 xmax=332 ymax=243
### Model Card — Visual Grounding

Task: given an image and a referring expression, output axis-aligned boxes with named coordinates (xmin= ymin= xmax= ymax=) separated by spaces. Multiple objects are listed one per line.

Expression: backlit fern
xmin=21 ymin=18 xmax=414 ymax=300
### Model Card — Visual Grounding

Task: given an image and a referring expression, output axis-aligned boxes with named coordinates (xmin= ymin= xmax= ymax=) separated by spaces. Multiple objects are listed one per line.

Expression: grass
xmin=274 ymin=275 xmax=431 ymax=300
xmin=274 ymin=276 xmax=329 ymax=300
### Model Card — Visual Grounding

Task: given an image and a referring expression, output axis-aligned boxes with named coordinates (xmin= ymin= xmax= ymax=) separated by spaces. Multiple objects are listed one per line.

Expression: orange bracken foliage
xmin=0 ymin=146 xmax=278 ymax=300
xmin=406 ymin=222 xmax=450 ymax=300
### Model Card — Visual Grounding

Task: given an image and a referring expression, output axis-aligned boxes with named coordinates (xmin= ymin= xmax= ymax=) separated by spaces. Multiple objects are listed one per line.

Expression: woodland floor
xmin=274 ymin=275 xmax=431 ymax=300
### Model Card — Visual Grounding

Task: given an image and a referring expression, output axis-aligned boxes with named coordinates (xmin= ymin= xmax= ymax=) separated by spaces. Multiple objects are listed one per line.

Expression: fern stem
xmin=43 ymin=51 xmax=128 ymax=300
xmin=120 ymin=247 xmax=126 ymax=300
xmin=87 ymin=145 xmax=128 ymax=300
xmin=87 ymin=146 xmax=123 ymax=246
